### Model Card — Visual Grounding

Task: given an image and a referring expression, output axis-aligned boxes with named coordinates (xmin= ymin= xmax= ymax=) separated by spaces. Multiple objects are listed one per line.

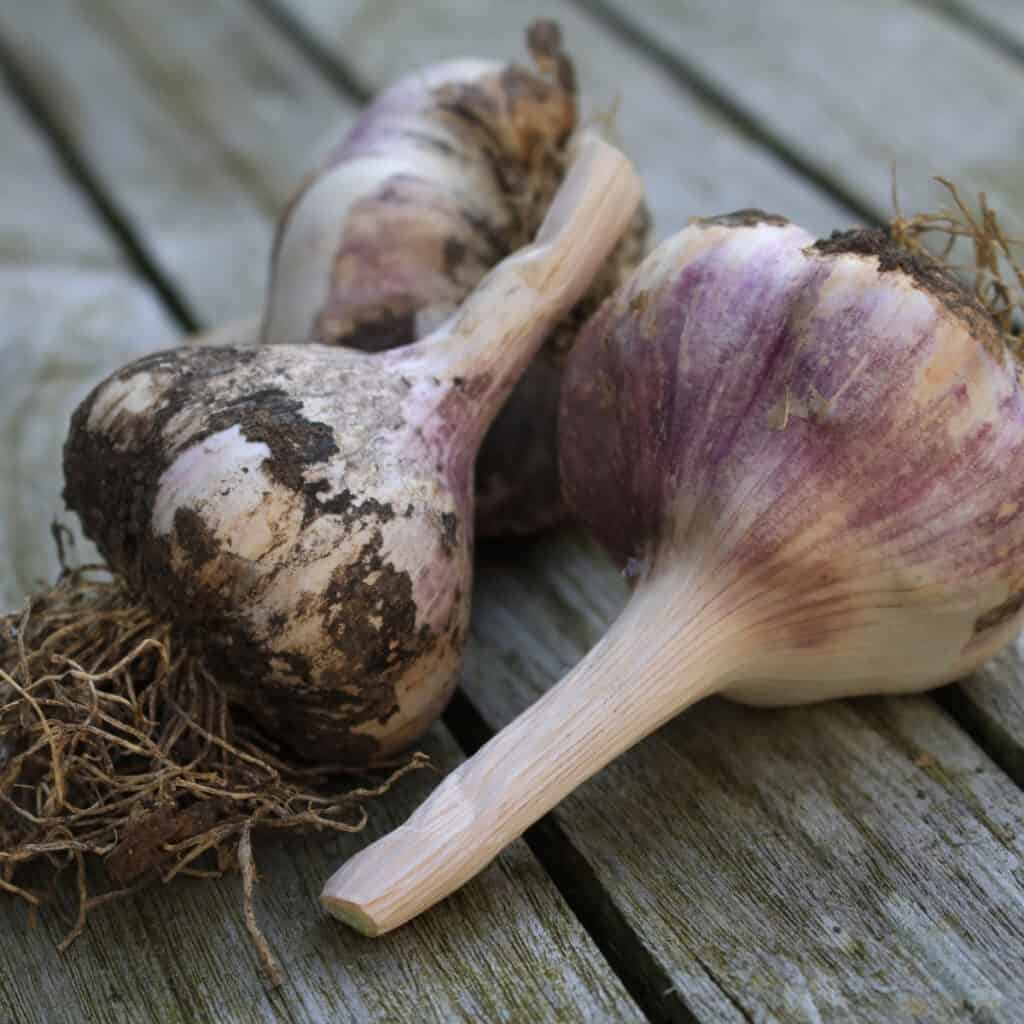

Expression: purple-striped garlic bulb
xmin=322 ymin=210 xmax=1024 ymax=934
xmin=62 ymin=138 xmax=640 ymax=764
xmin=263 ymin=20 xmax=649 ymax=538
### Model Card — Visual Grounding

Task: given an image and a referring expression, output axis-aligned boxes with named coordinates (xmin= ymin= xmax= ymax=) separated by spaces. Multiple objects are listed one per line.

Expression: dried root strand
xmin=890 ymin=177 xmax=1024 ymax=358
xmin=238 ymin=824 xmax=283 ymax=989
xmin=0 ymin=568 xmax=429 ymax=984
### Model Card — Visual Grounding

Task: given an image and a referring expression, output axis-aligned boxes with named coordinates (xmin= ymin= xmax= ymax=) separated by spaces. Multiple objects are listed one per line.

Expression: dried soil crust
xmin=812 ymin=228 xmax=1002 ymax=352
xmin=63 ymin=346 xmax=439 ymax=763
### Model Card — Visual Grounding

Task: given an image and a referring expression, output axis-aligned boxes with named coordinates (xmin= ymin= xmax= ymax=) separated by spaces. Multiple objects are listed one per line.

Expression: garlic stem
xmin=406 ymin=134 xmax=642 ymax=443
xmin=320 ymin=572 xmax=743 ymax=935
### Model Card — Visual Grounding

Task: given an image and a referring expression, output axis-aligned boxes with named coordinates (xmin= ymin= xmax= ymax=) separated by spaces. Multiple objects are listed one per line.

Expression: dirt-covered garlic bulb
xmin=63 ymin=138 xmax=640 ymax=763
xmin=321 ymin=209 xmax=1024 ymax=934
xmin=263 ymin=20 xmax=649 ymax=537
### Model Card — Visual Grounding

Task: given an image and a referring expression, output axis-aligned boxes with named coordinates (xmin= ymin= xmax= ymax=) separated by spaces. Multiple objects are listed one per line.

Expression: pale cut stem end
xmin=320 ymin=578 xmax=738 ymax=936
xmin=322 ymin=898 xmax=380 ymax=937
xmin=414 ymin=133 xmax=642 ymax=389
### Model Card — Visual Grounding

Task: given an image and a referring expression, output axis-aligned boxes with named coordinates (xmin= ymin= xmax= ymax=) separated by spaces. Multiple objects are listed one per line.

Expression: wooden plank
xmin=945 ymin=641 xmax=1024 ymax=787
xmin=9 ymin=1 xmax=1024 ymax=1017
xmin=577 ymin=0 xmax=1024 ymax=233
xmin=0 ymin=0 xmax=357 ymax=325
xmin=0 ymin=85 xmax=177 ymax=611
xmin=2 ymin=726 xmax=643 ymax=1024
xmin=245 ymin=0 xmax=852 ymax=239
xmin=928 ymin=0 xmax=1024 ymax=55
xmin=0 ymin=44 xmax=642 ymax=1024
xmin=464 ymin=533 xmax=1024 ymax=1022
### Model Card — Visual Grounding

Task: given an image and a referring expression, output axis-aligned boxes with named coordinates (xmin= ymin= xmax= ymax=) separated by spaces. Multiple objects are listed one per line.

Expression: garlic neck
xmin=514 ymin=570 xmax=750 ymax=776
xmin=394 ymin=135 xmax=641 ymax=454
xmin=320 ymin=567 xmax=750 ymax=935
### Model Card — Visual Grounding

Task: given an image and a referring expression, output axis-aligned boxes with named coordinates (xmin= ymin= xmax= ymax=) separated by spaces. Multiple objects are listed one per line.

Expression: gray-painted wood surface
xmin=0 ymin=0 xmax=358 ymax=326
xmin=580 ymin=0 xmax=1024 ymax=233
xmin=930 ymin=0 xmax=1024 ymax=54
xmin=2 ymin=0 xmax=1024 ymax=1020
xmin=950 ymin=640 xmax=1024 ymax=788
xmin=0 ymin=86 xmax=176 ymax=608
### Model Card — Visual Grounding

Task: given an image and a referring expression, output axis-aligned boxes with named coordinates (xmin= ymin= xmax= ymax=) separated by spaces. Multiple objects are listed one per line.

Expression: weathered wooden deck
xmin=2 ymin=1 xmax=1024 ymax=1021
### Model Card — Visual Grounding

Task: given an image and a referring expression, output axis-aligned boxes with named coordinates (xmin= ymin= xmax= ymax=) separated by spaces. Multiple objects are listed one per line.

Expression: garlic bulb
xmin=63 ymin=137 xmax=641 ymax=762
xmin=321 ymin=210 xmax=1024 ymax=932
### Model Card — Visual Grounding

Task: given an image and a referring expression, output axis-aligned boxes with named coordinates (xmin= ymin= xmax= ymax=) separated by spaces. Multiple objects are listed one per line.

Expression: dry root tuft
xmin=0 ymin=567 xmax=429 ymax=984
xmin=891 ymin=178 xmax=1024 ymax=358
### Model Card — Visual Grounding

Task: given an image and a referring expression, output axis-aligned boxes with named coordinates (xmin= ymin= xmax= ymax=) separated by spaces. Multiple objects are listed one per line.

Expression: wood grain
xmin=0 ymin=31 xmax=642 ymax=1024
xmin=4 ymin=0 xmax=1024 ymax=1019
xmin=252 ymin=0 xmax=853 ymax=238
xmin=1 ymin=726 xmax=642 ymax=1024
xmin=0 ymin=86 xmax=176 ymax=609
xmin=577 ymin=0 xmax=1024 ymax=234
xmin=927 ymin=0 xmax=1024 ymax=55
xmin=0 ymin=0 xmax=357 ymax=325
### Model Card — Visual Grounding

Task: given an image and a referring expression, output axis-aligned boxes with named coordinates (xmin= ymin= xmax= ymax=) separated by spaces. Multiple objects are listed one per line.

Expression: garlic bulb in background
xmin=263 ymin=20 xmax=649 ymax=537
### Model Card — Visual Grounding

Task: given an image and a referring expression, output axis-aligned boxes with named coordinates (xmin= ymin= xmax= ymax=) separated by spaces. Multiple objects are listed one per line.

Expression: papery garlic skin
xmin=263 ymin=60 xmax=527 ymax=351
xmin=318 ymin=210 xmax=1024 ymax=935
xmin=561 ymin=212 xmax=1024 ymax=704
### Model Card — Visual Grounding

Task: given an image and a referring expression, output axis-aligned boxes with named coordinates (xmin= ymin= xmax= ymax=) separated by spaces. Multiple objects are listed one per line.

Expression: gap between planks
xmin=247 ymin=0 xmax=372 ymax=102
xmin=442 ymin=687 xmax=701 ymax=1024
xmin=565 ymin=0 xmax=877 ymax=226
xmin=0 ymin=10 xmax=655 ymax=1019
xmin=0 ymin=32 xmax=198 ymax=330
xmin=6 ymin=2 xmax=1024 ymax=1015
xmin=912 ymin=0 xmax=1024 ymax=68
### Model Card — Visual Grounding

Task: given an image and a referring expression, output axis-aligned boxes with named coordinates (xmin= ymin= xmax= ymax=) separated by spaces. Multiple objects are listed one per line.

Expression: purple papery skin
xmin=561 ymin=219 xmax=1024 ymax=699
xmin=562 ymin=223 xmax=825 ymax=568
